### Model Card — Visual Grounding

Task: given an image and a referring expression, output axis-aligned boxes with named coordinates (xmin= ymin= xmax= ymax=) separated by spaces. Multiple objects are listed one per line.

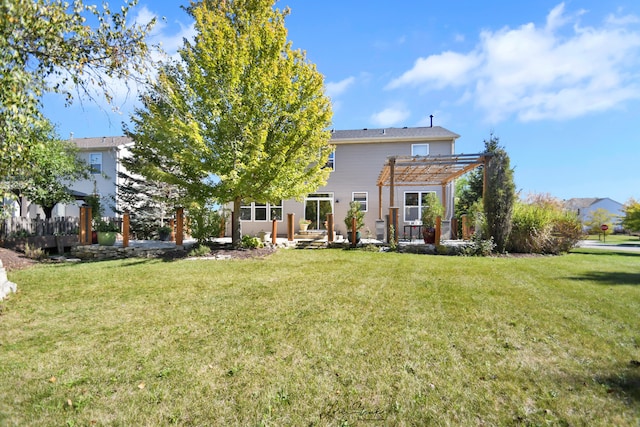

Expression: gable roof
xmin=71 ymin=136 xmax=133 ymax=149
xmin=564 ymin=197 xmax=623 ymax=211
xmin=564 ymin=198 xmax=600 ymax=210
xmin=330 ymin=126 xmax=460 ymax=143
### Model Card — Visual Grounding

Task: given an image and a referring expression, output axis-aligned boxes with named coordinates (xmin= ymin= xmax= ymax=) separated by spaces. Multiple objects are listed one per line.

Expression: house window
xmin=325 ymin=150 xmax=335 ymax=170
xmin=352 ymin=192 xmax=368 ymax=212
xmin=89 ymin=153 xmax=102 ymax=174
xmin=411 ymin=144 xmax=429 ymax=156
xmin=254 ymin=203 xmax=268 ymax=221
xmin=240 ymin=201 xmax=252 ymax=221
xmin=240 ymin=201 xmax=283 ymax=221
xmin=270 ymin=201 xmax=283 ymax=221
xmin=404 ymin=191 xmax=436 ymax=222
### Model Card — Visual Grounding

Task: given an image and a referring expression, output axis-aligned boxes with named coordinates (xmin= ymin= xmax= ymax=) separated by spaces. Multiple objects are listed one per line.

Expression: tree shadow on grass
xmin=594 ymin=364 xmax=640 ymax=405
xmin=567 ymin=271 xmax=640 ymax=286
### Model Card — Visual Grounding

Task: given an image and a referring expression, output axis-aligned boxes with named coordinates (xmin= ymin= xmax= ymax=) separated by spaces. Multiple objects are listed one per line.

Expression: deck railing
xmin=0 ymin=216 xmax=123 ymax=240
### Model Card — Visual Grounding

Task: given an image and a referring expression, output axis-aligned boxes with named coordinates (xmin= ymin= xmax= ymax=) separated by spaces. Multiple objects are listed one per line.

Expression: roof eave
xmin=331 ymin=134 xmax=460 ymax=145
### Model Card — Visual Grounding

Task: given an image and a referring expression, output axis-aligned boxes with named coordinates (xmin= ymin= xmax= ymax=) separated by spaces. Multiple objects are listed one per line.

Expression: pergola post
xmin=122 ymin=212 xmax=130 ymax=248
xmin=327 ymin=213 xmax=334 ymax=242
xmin=271 ymin=219 xmax=277 ymax=245
xmin=389 ymin=157 xmax=396 ymax=209
xmin=287 ymin=213 xmax=294 ymax=241
xmin=389 ymin=207 xmax=399 ymax=244
xmin=176 ymin=207 xmax=184 ymax=246
xmin=79 ymin=206 xmax=92 ymax=245
xmin=441 ymin=184 xmax=447 ymax=218
xmin=378 ymin=185 xmax=383 ymax=220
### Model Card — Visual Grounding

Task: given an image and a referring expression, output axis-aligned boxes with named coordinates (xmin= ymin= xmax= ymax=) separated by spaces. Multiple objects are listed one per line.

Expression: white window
xmin=411 ymin=144 xmax=429 ymax=156
xmin=404 ymin=191 xmax=436 ymax=222
xmin=325 ymin=150 xmax=335 ymax=170
xmin=352 ymin=192 xmax=368 ymax=212
xmin=240 ymin=200 xmax=252 ymax=221
xmin=89 ymin=153 xmax=102 ymax=174
xmin=240 ymin=201 xmax=283 ymax=221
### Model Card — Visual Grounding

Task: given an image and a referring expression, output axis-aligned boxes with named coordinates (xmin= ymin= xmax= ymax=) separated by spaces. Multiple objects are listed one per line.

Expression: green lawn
xmin=1 ymin=249 xmax=639 ymax=426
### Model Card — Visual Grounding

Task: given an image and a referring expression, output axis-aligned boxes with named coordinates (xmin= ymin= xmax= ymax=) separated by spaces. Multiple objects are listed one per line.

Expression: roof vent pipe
xmin=430 ymin=115 xmax=434 ymax=128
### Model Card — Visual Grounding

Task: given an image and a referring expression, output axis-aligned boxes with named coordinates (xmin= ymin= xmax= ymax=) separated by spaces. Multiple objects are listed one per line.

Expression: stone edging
xmin=0 ymin=260 xmax=17 ymax=301
xmin=71 ymin=244 xmax=187 ymax=261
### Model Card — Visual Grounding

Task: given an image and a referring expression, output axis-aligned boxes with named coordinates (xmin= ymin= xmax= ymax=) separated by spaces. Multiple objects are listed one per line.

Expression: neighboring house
xmin=3 ymin=136 xmax=131 ymax=219
xmin=238 ymin=126 xmax=469 ymax=239
xmin=58 ymin=136 xmax=133 ymax=218
xmin=564 ymin=197 xmax=624 ymax=229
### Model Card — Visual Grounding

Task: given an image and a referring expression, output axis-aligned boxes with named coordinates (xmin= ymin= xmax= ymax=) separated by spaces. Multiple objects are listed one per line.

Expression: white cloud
xmin=386 ymin=51 xmax=481 ymax=90
xmin=387 ymin=3 xmax=640 ymax=123
xmin=370 ymin=106 xmax=410 ymax=127
xmin=326 ymin=76 xmax=355 ymax=98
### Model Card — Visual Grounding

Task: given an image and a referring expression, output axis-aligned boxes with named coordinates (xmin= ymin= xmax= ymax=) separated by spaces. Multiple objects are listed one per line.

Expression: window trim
xmin=325 ymin=150 xmax=335 ymax=170
xmin=411 ymin=143 xmax=429 ymax=156
xmin=89 ymin=152 xmax=102 ymax=174
xmin=403 ymin=190 xmax=436 ymax=223
xmin=352 ymin=191 xmax=368 ymax=212
xmin=239 ymin=201 xmax=283 ymax=222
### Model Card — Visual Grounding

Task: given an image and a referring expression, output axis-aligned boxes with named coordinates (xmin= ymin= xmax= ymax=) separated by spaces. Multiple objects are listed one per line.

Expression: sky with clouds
xmin=43 ymin=0 xmax=640 ymax=203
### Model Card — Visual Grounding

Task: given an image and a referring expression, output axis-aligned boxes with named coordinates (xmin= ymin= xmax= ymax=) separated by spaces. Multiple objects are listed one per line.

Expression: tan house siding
xmin=238 ymin=126 xmax=460 ymax=238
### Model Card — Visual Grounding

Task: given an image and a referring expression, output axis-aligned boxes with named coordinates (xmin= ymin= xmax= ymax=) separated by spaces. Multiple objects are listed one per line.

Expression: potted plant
xmin=344 ymin=201 xmax=365 ymax=244
xmin=158 ymin=225 xmax=172 ymax=241
xmin=421 ymin=193 xmax=444 ymax=244
xmin=299 ymin=218 xmax=311 ymax=232
xmin=96 ymin=219 xmax=119 ymax=246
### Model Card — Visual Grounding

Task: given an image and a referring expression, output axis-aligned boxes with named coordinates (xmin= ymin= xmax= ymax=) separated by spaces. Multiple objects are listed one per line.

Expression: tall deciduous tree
xmin=0 ymin=0 xmax=154 ymax=179
xmin=126 ymin=0 xmax=333 ymax=246
xmin=483 ymin=134 xmax=515 ymax=253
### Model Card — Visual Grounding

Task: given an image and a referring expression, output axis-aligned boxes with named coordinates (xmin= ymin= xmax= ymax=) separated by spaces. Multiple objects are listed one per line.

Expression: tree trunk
xmin=42 ymin=204 xmax=54 ymax=219
xmin=232 ymin=196 xmax=242 ymax=248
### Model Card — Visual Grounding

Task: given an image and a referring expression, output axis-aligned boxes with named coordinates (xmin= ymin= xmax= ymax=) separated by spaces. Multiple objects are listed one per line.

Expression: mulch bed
xmin=0 ymin=245 xmax=278 ymax=270
xmin=0 ymin=247 xmax=38 ymax=271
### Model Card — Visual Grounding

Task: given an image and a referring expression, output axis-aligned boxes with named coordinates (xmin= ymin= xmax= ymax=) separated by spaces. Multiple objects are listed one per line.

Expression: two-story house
xmin=60 ymin=136 xmax=133 ymax=217
xmin=238 ymin=126 xmax=467 ymax=240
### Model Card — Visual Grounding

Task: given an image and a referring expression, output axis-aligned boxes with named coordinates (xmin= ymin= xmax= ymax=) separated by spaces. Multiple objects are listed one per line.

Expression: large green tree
xmin=0 ymin=0 xmax=154 ymax=180
xmin=622 ymin=198 xmax=640 ymax=235
xmin=483 ymin=135 xmax=516 ymax=253
xmin=126 ymin=0 xmax=333 ymax=246
xmin=15 ymin=121 xmax=91 ymax=219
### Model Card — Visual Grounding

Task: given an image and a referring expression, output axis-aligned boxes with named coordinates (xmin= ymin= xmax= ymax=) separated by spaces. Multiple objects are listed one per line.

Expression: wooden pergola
xmin=376 ymin=152 xmax=491 ymax=220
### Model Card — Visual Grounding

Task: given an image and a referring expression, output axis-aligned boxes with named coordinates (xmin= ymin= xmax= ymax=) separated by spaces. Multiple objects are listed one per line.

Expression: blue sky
xmin=43 ymin=0 xmax=640 ymax=204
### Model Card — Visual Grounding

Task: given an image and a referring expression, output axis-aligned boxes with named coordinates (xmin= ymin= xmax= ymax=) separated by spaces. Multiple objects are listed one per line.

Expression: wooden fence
xmin=1 ymin=216 xmax=123 ymax=240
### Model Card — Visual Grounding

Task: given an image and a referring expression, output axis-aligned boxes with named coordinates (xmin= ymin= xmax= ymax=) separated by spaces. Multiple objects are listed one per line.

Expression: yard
xmin=1 ymin=248 xmax=639 ymax=426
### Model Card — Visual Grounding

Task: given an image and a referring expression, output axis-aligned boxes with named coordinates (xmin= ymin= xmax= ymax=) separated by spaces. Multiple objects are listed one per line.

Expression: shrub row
xmin=507 ymin=202 xmax=582 ymax=254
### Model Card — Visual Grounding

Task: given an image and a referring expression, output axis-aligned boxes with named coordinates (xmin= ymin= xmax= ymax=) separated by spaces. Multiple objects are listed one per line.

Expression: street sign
xmin=601 ymin=224 xmax=609 ymax=231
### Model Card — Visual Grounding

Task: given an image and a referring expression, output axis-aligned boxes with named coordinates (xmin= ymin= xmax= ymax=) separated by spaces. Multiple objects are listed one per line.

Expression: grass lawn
xmin=1 ymin=249 xmax=639 ymax=426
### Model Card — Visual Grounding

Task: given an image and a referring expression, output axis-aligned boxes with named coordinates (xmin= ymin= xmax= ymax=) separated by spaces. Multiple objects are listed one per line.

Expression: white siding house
xmin=60 ymin=136 xmax=133 ymax=217
xmin=564 ymin=197 xmax=625 ymax=230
